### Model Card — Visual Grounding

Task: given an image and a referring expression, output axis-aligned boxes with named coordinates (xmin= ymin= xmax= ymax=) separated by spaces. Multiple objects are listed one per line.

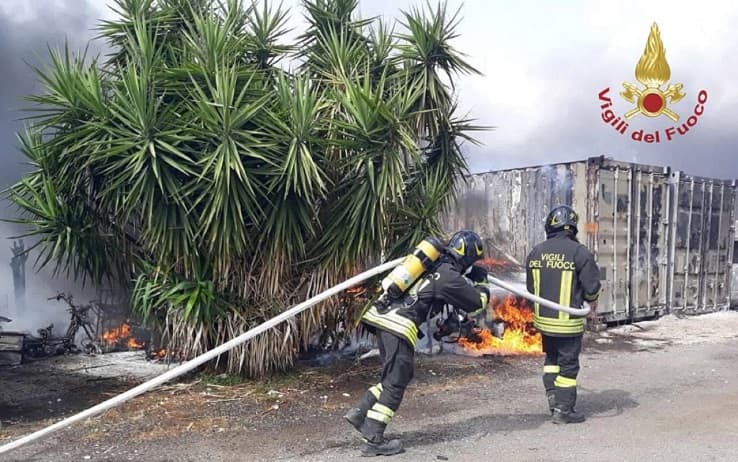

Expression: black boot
xmin=543 ymin=368 xmax=557 ymax=416
xmin=552 ymin=407 xmax=586 ymax=424
xmin=552 ymin=386 xmax=585 ymax=424
xmin=360 ymin=417 xmax=404 ymax=457
xmin=546 ymin=391 xmax=556 ymax=416
xmin=345 ymin=391 xmax=378 ymax=434
xmin=361 ymin=438 xmax=404 ymax=457
xmin=345 ymin=407 xmax=365 ymax=432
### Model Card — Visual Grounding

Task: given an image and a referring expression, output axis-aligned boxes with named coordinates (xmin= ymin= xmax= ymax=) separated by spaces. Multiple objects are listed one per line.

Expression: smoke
xmin=0 ymin=0 xmax=114 ymax=333
xmin=1 ymin=0 xmax=735 ymax=331
xmin=0 ymin=0 xmax=109 ymax=192
xmin=0 ymin=237 xmax=102 ymax=334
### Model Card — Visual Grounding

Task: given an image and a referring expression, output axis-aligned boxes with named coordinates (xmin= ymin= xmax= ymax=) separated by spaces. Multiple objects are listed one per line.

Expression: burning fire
xmin=478 ymin=257 xmax=513 ymax=273
xmin=459 ymin=294 xmax=543 ymax=356
xmin=150 ymin=348 xmax=168 ymax=360
xmin=346 ymin=286 xmax=367 ymax=295
xmin=99 ymin=323 xmax=144 ymax=350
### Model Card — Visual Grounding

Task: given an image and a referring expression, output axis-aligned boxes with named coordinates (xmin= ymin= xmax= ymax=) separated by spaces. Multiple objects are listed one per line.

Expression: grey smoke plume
xmin=0 ymin=0 xmax=107 ymax=193
xmin=0 ymin=0 xmax=110 ymax=332
xmin=1 ymin=0 xmax=736 ymax=330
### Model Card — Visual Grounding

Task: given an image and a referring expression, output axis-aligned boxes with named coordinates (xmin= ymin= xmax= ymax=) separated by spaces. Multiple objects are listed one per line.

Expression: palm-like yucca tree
xmin=6 ymin=0 xmax=485 ymax=377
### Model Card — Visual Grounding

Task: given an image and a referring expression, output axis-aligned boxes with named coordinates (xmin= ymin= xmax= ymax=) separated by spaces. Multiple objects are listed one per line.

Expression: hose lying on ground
xmin=0 ymin=259 xmax=589 ymax=455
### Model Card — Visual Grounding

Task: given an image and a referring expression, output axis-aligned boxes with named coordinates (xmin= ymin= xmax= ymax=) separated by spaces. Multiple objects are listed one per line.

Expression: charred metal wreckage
xmin=0 ymin=293 xmax=165 ymax=367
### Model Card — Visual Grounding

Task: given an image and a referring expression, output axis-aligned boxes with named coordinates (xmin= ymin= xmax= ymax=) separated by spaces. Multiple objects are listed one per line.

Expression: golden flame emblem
xmin=620 ymin=23 xmax=686 ymax=121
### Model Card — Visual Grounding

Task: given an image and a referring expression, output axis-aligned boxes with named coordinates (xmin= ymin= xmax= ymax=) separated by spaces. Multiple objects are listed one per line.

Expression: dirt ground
xmin=2 ymin=311 xmax=738 ymax=462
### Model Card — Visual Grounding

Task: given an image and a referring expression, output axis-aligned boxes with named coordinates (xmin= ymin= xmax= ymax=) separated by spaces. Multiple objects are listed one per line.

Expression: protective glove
xmin=586 ymin=300 xmax=598 ymax=322
xmin=466 ymin=264 xmax=488 ymax=283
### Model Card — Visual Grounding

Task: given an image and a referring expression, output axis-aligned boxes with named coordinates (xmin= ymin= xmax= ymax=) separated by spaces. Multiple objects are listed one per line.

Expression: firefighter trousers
xmin=542 ymin=334 xmax=582 ymax=411
xmin=357 ymin=329 xmax=415 ymax=442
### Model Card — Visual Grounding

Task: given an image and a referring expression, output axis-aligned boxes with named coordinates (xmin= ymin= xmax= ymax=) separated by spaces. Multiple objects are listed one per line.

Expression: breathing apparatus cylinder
xmin=381 ymin=236 xmax=445 ymax=300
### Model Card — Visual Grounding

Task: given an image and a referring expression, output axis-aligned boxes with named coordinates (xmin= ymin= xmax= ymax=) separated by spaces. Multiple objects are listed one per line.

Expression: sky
xmin=0 ymin=0 xmax=735 ymax=325
xmin=1 ymin=0 xmax=736 ymax=183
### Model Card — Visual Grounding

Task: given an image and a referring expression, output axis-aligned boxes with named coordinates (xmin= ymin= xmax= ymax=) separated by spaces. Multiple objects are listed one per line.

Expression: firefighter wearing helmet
xmin=346 ymin=230 xmax=492 ymax=456
xmin=526 ymin=205 xmax=601 ymax=424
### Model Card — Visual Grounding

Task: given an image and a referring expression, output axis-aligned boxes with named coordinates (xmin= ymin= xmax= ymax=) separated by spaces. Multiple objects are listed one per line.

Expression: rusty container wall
xmin=441 ymin=162 xmax=584 ymax=265
xmin=442 ymin=156 xmax=735 ymax=323
xmin=588 ymin=161 xmax=632 ymax=321
xmin=730 ymin=219 xmax=738 ymax=309
xmin=669 ymin=174 xmax=736 ymax=314
xmin=592 ymin=159 xmax=672 ymax=321
xmin=584 ymin=158 xmax=671 ymax=322
xmin=440 ymin=160 xmax=625 ymax=316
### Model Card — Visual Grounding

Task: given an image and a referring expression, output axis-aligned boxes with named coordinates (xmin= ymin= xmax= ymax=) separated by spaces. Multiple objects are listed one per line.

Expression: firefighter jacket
xmin=526 ymin=232 xmax=601 ymax=337
xmin=361 ymin=259 xmax=490 ymax=348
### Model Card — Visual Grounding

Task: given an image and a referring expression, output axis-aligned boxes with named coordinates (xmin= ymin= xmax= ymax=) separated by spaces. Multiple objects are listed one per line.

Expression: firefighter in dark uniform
xmin=344 ymin=230 xmax=491 ymax=456
xmin=526 ymin=205 xmax=601 ymax=424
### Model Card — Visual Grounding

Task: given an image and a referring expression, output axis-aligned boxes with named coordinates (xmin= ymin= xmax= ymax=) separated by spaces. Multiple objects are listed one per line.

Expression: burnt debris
xmin=0 ymin=292 xmax=171 ymax=367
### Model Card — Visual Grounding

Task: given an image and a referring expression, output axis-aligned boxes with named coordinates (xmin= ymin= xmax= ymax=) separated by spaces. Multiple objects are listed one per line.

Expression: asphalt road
xmin=4 ymin=312 xmax=738 ymax=462
xmin=295 ymin=313 xmax=738 ymax=462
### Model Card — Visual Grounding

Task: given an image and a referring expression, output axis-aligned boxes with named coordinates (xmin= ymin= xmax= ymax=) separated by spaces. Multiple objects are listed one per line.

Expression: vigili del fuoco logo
xmin=597 ymin=22 xmax=707 ymax=143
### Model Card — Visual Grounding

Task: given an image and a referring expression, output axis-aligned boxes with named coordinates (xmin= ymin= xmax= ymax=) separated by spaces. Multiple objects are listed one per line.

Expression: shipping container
xmin=668 ymin=173 xmax=736 ymax=314
xmin=441 ymin=156 xmax=737 ymax=323
xmin=732 ymin=220 xmax=738 ymax=309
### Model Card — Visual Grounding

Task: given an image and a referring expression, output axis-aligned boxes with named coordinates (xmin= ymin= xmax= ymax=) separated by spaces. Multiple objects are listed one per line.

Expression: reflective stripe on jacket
xmin=361 ymin=305 xmax=420 ymax=347
xmin=361 ymin=260 xmax=489 ymax=346
xmin=526 ymin=233 xmax=601 ymax=336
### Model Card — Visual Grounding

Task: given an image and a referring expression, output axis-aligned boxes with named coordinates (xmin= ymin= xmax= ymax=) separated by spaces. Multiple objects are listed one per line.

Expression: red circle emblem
xmin=642 ymin=93 xmax=665 ymax=113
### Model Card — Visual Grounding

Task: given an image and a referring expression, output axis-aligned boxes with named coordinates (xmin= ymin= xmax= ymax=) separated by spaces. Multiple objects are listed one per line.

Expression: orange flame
xmin=101 ymin=323 xmax=132 ymax=343
xmin=345 ymin=286 xmax=367 ymax=295
xmin=458 ymin=294 xmax=543 ymax=356
xmin=99 ymin=322 xmax=145 ymax=351
xmin=478 ymin=257 xmax=513 ymax=272
xmin=151 ymin=348 xmax=168 ymax=360
xmin=127 ymin=337 xmax=144 ymax=349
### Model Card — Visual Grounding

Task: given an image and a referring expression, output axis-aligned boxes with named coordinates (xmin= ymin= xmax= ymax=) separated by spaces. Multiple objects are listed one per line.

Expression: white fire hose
xmin=486 ymin=275 xmax=591 ymax=317
xmin=0 ymin=259 xmax=404 ymax=455
xmin=0 ymin=258 xmax=588 ymax=455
